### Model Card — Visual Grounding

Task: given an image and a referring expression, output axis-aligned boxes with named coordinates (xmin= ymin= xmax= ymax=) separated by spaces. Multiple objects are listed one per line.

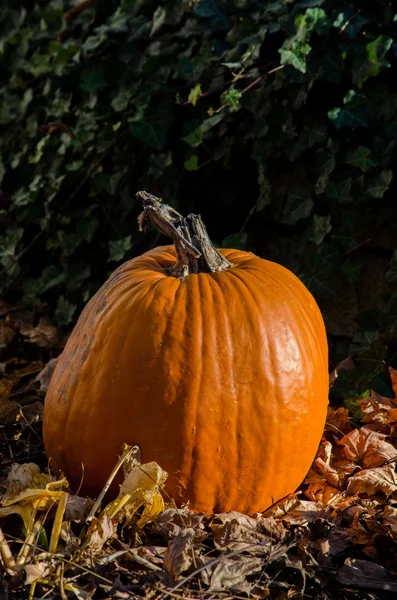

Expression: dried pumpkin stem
xmin=136 ymin=191 xmax=232 ymax=278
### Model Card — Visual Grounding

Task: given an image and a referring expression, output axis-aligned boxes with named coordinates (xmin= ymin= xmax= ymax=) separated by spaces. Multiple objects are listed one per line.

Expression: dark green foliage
xmin=1 ymin=0 xmax=397 ymax=392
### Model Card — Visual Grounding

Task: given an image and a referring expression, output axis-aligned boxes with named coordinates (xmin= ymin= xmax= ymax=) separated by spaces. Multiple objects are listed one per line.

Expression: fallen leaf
xmin=325 ymin=406 xmax=353 ymax=435
xmin=163 ymin=528 xmax=195 ymax=579
xmin=155 ymin=507 xmax=206 ymax=540
xmin=85 ymin=514 xmax=115 ymax=554
xmin=19 ymin=317 xmax=62 ymax=348
xmin=105 ymin=461 xmax=167 ymax=528
xmin=382 ymin=505 xmax=397 ymax=533
xmin=346 ymin=464 xmax=397 ymax=497
xmin=337 ymin=558 xmax=397 ymax=592
xmin=64 ymin=495 xmax=94 ymax=521
xmin=0 ymin=378 xmax=13 ymax=402
xmin=209 ymin=555 xmax=262 ymax=591
xmin=211 ymin=512 xmax=271 ymax=553
xmin=281 ymin=500 xmax=329 ymax=525
xmin=257 ymin=515 xmax=287 ymax=541
xmin=304 ymin=470 xmax=341 ymax=505
xmin=339 ymin=427 xmax=396 ymax=468
xmin=23 ymin=562 xmax=51 ymax=584
xmin=0 ymin=400 xmax=19 ymax=425
xmin=35 ymin=358 xmax=59 ymax=392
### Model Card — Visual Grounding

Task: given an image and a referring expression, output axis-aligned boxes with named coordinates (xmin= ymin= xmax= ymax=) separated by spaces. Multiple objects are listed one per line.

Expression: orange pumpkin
xmin=43 ymin=192 xmax=328 ymax=514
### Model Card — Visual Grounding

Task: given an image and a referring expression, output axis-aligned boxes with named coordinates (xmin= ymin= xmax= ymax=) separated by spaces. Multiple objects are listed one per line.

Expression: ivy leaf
xmin=342 ymin=260 xmax=362 ymax=284
xmin=279 ymin=40 xmax=311 ymax=73
xmin=221 ymin=233 xmax=248 ymax=250
xmin=55 ymin=296 xmax=77 ymax=327
xmin=281 ymin=186 xmax=313 ymax=225
xmin=386 ymin=251 xmax=397 ymax=283
xmin=129 ymin=107 xmax=172 ymax=150
xmin=148 ymin=152 xmax=172 ymax=177
xmin=256 ymin=163 xmax=271 ymax=211
xmin=344 ymin=146 xmax=374 ymax=172
xmin=328 ymin=90 xmax=369 ymax=129
xmin=221 ymin=87 xmax=242 ymax=110
xmin=366 ymin=169 xmax=393 ymax=198
xmin=109 ymin=236 xmax=133 ymax=262
xmin=111 ymin=88 xmax=134 ymax=112
xmin=308 ymin=214 xmax=332 ymax=245
xmin=184 ymin=155 xmax=199 ymax=171
xmin=80 ymin=66 xmax=108 ymax=93
xmin=326 ymin=178 xmax=353 ymax=203
xmin=296 ymin=7 xmax=330 ymax=35
xmin=188 ymin=83 xmax=202 ymax=107
xmin=0 ymin=156 xmax=5 ymax=186
xmin=353 ymin=35 xmax=393 ymax=88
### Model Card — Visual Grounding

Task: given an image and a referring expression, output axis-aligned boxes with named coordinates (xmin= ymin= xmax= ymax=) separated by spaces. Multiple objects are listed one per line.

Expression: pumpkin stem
xmin=136 ymin=191 xmax=232 ymax=277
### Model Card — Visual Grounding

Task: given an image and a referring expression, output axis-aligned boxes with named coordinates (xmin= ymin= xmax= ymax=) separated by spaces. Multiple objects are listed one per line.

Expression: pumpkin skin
xmin=43 ymin=245 xmax=328 ymax=514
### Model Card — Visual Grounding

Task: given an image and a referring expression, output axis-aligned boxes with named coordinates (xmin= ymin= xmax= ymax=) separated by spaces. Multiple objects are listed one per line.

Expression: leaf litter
xmin=1 ymin=320 xmax=397 ymax=598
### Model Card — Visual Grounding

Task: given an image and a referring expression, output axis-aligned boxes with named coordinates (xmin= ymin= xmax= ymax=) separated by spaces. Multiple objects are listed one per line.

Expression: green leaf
xmin=0 ymin=156 xmax=4 ymax=186
xmin=326 ymin=179 xmax=353 ymax=203
xmin=80 ymin=66 xmax=108 ymax=93
xmin=341 ymin=260 xmax=362 ymax=284
xmin=55 ymin=296 xmax=77 ymax=327
xmin=256 ymin=163 xmax=271 ymax=211
xmin=308 ymin=214 xmax=332 ymax=245
xmin=111 ymin=88 xmax=134 ymax=112
xmin=0 ymin=228 xmax=24 ymax=258
xmin=184 ymin=155 xmax=199 ymax=171
xmin=328 ymin=90 xmax=369 ymax=129
xmin=221 ymin=233 xmax=248 ymax=250
xmin=279 ymin=40 xmax=311 ymax=73
xmin=151 ymin=6 xmax=166 ymax=36
xmin=109 ymin=236 xmax=133 ymax=262
xmin=366 ymin=169 xmax=393 ymax=198
xmin=221 ymin=87 xmax=242 ymax=110
xmin=353 ymin=35 xmax=393 ymax=88
xmin=148 ymin=152 xmax=172 ymax=177
xmin=296 ymin=7 xmax=330 ymax=35
xmin=66 ymin=160 xmax=84 ymax=172
xmin=386 ymin=250 xmax=397 ymax=283
xmin=281 ymin=186 xmax=313 ymax=225
xmin=188 ymin=83 xmax=202 ymax=106
xmin=344 ymin=146 xmax=374 ymax=172
xmin=129 ymin=107 xmax=172 ymax=150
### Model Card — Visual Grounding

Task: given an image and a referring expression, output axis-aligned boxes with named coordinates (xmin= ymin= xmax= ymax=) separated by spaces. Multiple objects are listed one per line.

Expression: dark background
xmin=1 ymin=0 xmax=397 ymax=401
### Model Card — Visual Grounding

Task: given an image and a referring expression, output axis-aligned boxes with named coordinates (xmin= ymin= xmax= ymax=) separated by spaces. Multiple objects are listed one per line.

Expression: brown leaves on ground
xmin=3 ymin=347 xmax=397 ymax=599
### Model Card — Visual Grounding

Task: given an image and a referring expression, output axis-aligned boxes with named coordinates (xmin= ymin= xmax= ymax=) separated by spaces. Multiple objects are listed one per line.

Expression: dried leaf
xmin=325 ymin=407 xmax=353 ymax=434
xmin=2 ymin=463 xmax=55 ymax=503
xmin=211 ymin=512 xmax=271 ymax=553
xmin=35 ymin=358 xmax=59 ymax=392
xmin=19 ymin=317 xmax=62 ymax=348
xmin=382 ymin=505 xmax=397 ymax=533
xmin=64 ymin=496 xmax=94 ymax=521
xmin=337 ymin=558 xmax=397 ymax=591
xmin=105 ymin=461 xmax=167 ymax=527
xmin=339 ymin=427 xmax=397 ymax=467
xmin=304 ymin=470 xmax=341 ymax=505
xmin=281 ymin=500 xmax=329 ymax=525
xmin=209 ymin=555 xmax=262 ymax=591
xmin=23 ymin=562 xmax=51 ymax=584
xmin=85 ymin=514 xmax=115 ymax=554
xmin=346 ymin=464 xmax=397 ymax=497
xmin=0 ymin=378 xmax=13 ymax=402
xmin=257 ymin=515 xmax=287 ymax=541
xmin=163 ymin=528 xmax=195 ymax=579
xmin=155 ymin=507 xmax=206 ymax=540
xmin=0 ymin=400 xmax=19 ymax=425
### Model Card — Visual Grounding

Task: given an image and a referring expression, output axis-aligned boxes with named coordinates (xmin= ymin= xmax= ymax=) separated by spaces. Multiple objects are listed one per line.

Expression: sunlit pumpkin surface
xmin=44 ymin=246 xmax=328 ymax=513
